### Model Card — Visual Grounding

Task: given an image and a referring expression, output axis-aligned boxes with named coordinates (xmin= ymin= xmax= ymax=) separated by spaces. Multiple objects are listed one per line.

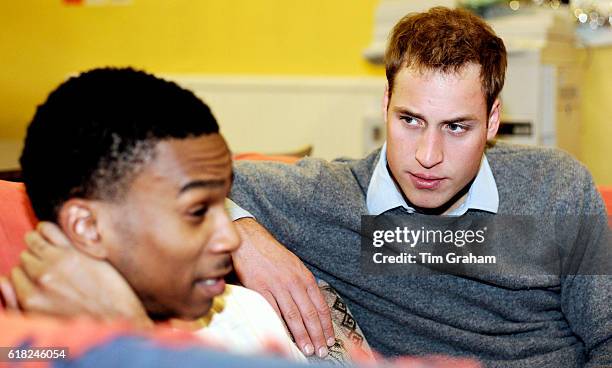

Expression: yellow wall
xmin=579 ymin=47 xmax=612 ymax=185
xmin=0 ymin=0 xmax=382 ymax=139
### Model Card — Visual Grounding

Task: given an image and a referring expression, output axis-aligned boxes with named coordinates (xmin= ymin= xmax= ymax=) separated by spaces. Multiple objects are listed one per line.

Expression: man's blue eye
xmin=400 ymin=116 xmax=419 ymax=125
xmin=448 ymin=123 xmax=467 ymax=133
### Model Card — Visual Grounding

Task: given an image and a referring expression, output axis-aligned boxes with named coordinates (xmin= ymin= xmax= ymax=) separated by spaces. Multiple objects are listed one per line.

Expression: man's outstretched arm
xmin=232 ymin=217 xmax=335 ymax=358
xmin=229 ymin=158 xmax=344 ymax=358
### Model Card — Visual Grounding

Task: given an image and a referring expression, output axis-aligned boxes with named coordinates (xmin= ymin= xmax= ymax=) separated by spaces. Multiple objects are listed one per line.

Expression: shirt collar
xmin=366 ymin=142 xmax=499 ymax=216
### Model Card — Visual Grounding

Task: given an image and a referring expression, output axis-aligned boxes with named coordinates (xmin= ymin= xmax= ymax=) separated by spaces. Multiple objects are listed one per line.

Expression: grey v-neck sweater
xmin=230 ymin=142 xmax=611 ymax=367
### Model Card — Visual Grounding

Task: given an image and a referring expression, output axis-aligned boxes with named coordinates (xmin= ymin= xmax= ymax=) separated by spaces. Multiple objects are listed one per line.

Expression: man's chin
xmin=176 ymin=304 xmax=213 ymax=321
xmin=406 ymin=192 xmax=450 ymax=210
xmin=146 ymin=302 xmax=212 ymax=323
xmin=401 ymin=178 xmax=471 ymax=212
xmin=403 ymin=191 xmax=462 ymax=215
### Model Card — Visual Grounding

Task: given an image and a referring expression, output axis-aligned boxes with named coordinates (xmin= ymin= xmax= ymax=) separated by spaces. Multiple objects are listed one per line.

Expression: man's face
xmin=384 ymin=64 xmax=499 ymax=213
xmin=95 ymin=133 xmax=239 ymax=320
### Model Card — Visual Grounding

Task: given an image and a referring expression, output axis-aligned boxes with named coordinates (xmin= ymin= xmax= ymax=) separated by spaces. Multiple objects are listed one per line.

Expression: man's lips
xmin=194 ymin=266 xmax=233 ymax=297
xmin=195 ymin=278 xmax=226 ymax=297
xmin=408 ymin=172 xmax=445 ymax=190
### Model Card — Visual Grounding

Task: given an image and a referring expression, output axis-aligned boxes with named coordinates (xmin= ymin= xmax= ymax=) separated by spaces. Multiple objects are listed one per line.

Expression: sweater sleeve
xmin=560 ymin=167 xmax=612 ymax=368
xmin=229 ymin=158 xmax=327 ymax=253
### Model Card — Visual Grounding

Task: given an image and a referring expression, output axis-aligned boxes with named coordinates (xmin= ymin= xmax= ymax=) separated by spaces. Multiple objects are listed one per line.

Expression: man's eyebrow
xmin=392 ymin=106 xmax=478 ymax=125
xmin=393 ymin=106 xmax=426 ymax=122
xmin=439 ymin=115 xmax=479 ymax=125
xmin=178 ymin=179 xmax=227 ymax=195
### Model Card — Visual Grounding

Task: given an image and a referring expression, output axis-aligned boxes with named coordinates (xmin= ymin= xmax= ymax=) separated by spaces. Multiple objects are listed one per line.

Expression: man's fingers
xmin=10 ymin=267 xmax=37 ymax=309
xmin=37 ymin=221 xmax=72 ymax=249
xmin=10 ymin=267 xmax=64 ymax=317
xmin=274 ymin=289 xmax=314 ymax=356
xmin=19 ymin=251 xmax=46 ymax=281
xmin=290 ymin=285 xmax=329 ymax=358
xmin=306 ymin=283 xmax=335 ymax=347
xmin=0 ymin=276 xmax=19 ymax=310
xmin=25 ymin=231 xmax=61 ymax=259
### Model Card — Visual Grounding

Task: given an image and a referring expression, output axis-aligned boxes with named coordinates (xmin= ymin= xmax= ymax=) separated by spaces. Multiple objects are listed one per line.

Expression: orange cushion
xmin=599 ymin=186 xmax=612 ymax=226
xmin=0 ymin=180 xmax=37 ymax=276
xmin=234 ymin=152 xmax=300 ymax=164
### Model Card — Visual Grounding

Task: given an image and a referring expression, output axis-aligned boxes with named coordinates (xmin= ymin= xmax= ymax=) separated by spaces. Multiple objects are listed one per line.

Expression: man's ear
xmin=382 ymin=83 xmax=390 ymax=125
xmin=486 ymin=98 xmax=502 ymax=141
xmin=57 ymin=199 xmax=107 ymax=259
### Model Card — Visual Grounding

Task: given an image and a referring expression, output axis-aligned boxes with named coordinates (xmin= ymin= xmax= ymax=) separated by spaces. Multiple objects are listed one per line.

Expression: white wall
xmin=0 ymin=139 xmax=22 ymax=170
xmin=171 ymin=75 xmax=386 ymax=160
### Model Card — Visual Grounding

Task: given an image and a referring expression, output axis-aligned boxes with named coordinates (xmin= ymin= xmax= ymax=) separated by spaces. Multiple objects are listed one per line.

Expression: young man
xmin=0 ymin=67 xmax=305 ymax=361
xmin=227 ymin=7 xmax=611 ymax=367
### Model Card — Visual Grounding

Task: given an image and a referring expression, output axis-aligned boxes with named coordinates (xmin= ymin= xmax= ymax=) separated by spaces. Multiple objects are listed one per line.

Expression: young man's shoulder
xmin=486 ymin=141 xmax=582 ymax=167
xmin=233 ymin=149 xmax=380 ymax=193
xmin=486 ymin=141 xmax=590 ymax=182
xmin=294 ymin=148 xmax=381 ymax=178
xmin=486 ymin=141 xmax=600 ymax=214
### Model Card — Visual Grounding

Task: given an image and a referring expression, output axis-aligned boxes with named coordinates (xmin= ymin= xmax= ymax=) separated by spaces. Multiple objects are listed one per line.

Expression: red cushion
xmin=0 ymin=180 xmax=37 ymax=276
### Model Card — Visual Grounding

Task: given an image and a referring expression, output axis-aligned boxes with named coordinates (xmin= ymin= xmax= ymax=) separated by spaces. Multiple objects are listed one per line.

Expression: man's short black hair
xmin=20 ymin=67 xmax=220 ymax=221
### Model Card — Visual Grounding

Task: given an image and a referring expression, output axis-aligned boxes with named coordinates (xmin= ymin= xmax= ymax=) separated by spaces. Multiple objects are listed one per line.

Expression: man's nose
xmin=415 ymin=128 xmax=443 ymax=169
xmin=209 ymin=207 xmax=241 ymax=254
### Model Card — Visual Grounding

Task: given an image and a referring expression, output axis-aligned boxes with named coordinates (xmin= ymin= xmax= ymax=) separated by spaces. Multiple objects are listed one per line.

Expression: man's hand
xmin=232 ymin=218 xmax=335 ymax=358
xmin=10 ymin=222 xmax=152 ymax=328
xmin=0 ymin=275 xmax=19 ymax=312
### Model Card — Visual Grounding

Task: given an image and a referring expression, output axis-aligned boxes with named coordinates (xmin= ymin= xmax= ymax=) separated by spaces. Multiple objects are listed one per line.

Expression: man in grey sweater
xmin=227 ymin=7 xmax=611 ymax=367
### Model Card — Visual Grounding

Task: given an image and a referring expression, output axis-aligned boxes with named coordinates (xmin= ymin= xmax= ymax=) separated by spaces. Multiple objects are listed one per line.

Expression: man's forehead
xmin=139 ymin=134 xmax=232 ymax=191
xmin=392 ymin=67 xmax=483 ymax=101
xmin=397 ymin=62 xmax=482 ymax=84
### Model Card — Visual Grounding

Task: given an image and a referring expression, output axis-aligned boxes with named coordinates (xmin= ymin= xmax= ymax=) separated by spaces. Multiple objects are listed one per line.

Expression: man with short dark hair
xmin=226 ymin=7 xmax=611 ymax=367
xmin=19 ymin=67 xmax=238 ymax=320
xmin=2 ymin=67 xmax=306 ymax=361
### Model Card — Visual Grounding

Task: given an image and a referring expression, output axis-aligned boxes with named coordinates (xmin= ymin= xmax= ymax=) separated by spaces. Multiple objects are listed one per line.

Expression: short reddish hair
xmin=384 ymin=7 xmax=507 ymax=113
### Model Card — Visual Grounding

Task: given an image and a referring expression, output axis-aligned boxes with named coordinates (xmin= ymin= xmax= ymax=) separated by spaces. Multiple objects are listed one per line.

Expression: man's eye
xmin=447 ymin=123 xmax=467 ymax=134
xmin=400 ymin=116 xmax=420 ymax=126
xmin=188 ymin=206 xmax=208 ymax=218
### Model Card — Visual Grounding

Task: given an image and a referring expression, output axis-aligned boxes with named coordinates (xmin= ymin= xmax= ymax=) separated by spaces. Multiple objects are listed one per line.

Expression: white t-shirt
xmin=193 ymin=284 xmax=306 ymax=362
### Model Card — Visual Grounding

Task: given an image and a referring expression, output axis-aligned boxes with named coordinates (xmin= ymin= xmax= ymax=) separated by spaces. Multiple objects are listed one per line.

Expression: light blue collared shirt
xmin=366 ymin=142 xmax=499 ymax=216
